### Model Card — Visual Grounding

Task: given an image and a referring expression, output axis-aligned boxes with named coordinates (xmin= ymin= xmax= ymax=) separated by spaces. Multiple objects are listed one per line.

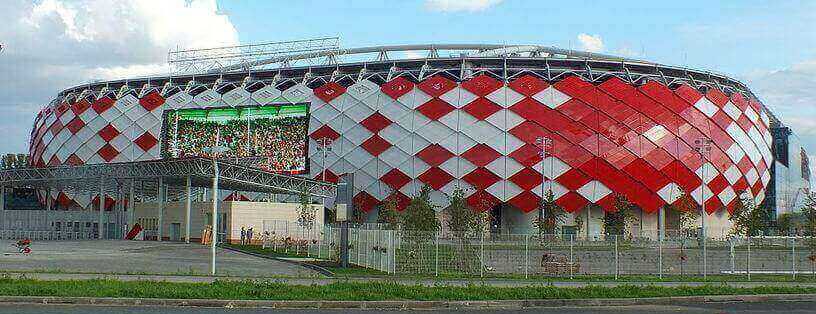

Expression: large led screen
xmin=161 ymin=104 xmax=309 ymax=174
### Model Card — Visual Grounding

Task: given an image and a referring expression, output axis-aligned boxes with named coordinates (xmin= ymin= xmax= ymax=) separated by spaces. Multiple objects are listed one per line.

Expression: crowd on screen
xmin=171 ymin=116 xmax=308 ymax=172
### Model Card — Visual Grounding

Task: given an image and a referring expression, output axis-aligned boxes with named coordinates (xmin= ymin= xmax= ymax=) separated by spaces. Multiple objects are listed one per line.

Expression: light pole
xmin=205 ymin=145 xmax=228 ymax=276
xmin=694 ymin=137 xmax=712 ymax=278
xmin=535 ymin=136 xmax=552 ymax=228
xmin=316 ymin=138 xmax=333 ymax=182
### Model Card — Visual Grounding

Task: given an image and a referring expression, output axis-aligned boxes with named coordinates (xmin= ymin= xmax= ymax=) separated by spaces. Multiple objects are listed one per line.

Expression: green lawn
xmin=0 ymin=278 xmax=815 ymax=301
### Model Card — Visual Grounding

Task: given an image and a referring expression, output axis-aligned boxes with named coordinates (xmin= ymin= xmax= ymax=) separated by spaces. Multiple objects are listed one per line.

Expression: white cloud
xmin=577 ymin=33 xmax=604 ymax=53
xmin=0 ymin=0 xmax=239 ymax=153
xmin=425 ymin=0 xmax=503 ymax=12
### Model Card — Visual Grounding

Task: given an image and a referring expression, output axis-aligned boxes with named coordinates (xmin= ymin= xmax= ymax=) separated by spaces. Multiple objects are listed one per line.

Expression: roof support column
xmin=157 ymin=177 xmax=164 ymax=242
xmin=185 ymin=175 xmax=192 ymax=244
xmin=98 ymin=178 xmax=104 ymax=240
xmin=45 ymin=189 xmax=51 ymax=232
xmin=211 ymin=162 xmax=220 ymax=275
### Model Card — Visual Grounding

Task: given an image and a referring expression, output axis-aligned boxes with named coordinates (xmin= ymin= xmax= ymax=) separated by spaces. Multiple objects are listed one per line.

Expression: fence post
xmin=729 ymin=239 xmax=735 ymax=275
xmin=480 ymin=232 xmax=485 ymax=278
xmin=569 ymin=233 xmax=574 ymax=280
xmin=747 ymin=236 xmax=751 ymax=281
xmin=524 ymin=234 xmax=529 ymax=279
xmin=434 ymin=231 xmax=439 ymax=277
xmin=391 ymin=230 xmax=396 ymax=275
xmin=792 ymin=237 xmax=796 ymax=280
xmin=614 ymin=235 xmax=619 ymax=280
xmin=658 ymin=233 xmax=663 ymax=279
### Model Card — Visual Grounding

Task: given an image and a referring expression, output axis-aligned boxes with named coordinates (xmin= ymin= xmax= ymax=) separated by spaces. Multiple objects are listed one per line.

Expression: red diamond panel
xmin=462 ymin=98 xmax=501 ymax=120
xmin=418 ymin=167 xmax=454 ymax=190
xmin=309 ymin=125 xmax=341 ymax=141
xmin=353 ymin=192 xmax=379 ymax=212
xmin=467 ymin=190 xmax=500 ymax=212
xmin=509 ymin=74 xmax=548 ymax=97
xmin=556 ymin=191 xmax=589 ymax=213
xmin=509 ymin=144 xmax=543 ymax=167
xmin=417 ymin=98 xmax=455 ymax=120
xmin=380 ymin=169 xmax=411 ymax=189
xmin=360 ymin=112 xmax=393 ymax=133
xmin=47 ymin=155 xmax=61 ymax=167
xmin=509 ymin=191 xmax=540 ymax=213
xmin=98 ymin=124 xmax=120 ymax=142
xmin=462 ymin=74 xmax=502 ymax=97
xmin=314 ymin=170 xmax=340 ymax=183
xmin=66 ymin=117 xmax=85 ymax=134
xmin=674 ymin=84 xmax=702 ymax=105
xmin=463 ymin=167 xmax=501 ymax=189
xmin=361 ymin=135 xmax=391 ymax=157
xmin=49 ymin=120 xmax=64 ymax=136
xmin=65 ymin=154 xmax=84 ymax=166
xmin=556 ymin=168 xmax=591 ymax=190
xmin=134 ymin=132 xmax=158 ymax=151
xmin=71 ymin=99 xmax=91 ymax=115
xmin=92 ymin=97 xmax=115 ymax=114
xmin=313 ymin=82 xmax=346 ymax=103
xmin=381 ymin=77 xmax=414 ymax=100
xmin=140 ymin=91 xmax=165 ymax=111
xmin=509 ymin=167 xmax=542 ymax=191
xmin=97 ymin=144 xmax=119 ymax=162
xmin=416 ymin=144 xmax=454 ymax=167
xmin=418 ymin=75 xmax=456 ymax=97
xmin=461 ymin=144 xmax=500 ymax=167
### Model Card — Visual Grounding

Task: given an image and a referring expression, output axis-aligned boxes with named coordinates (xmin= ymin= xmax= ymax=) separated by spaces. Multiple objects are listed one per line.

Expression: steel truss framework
xmin=0 ymin=158 xmax=336 ymax=199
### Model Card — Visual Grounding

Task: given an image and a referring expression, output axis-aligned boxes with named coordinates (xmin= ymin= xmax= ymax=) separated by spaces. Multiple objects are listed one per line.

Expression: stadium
xmin=21 ymin=41 xmax=812 ymax=237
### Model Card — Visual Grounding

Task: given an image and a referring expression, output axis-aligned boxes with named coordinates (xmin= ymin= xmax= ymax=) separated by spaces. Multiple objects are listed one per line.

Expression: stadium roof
xmin=0 ymin=157 xmax=336 ymax=199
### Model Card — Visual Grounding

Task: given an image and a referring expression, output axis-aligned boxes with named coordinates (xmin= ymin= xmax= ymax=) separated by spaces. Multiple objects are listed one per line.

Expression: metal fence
xmin=394 ymin=232 xmax=816 ymax=279
xmin=0 ymin=230 xmax=98 ymax=240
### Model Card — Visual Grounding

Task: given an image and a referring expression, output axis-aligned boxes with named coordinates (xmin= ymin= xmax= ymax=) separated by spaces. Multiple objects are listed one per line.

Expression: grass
xmin=0 ymin=278 xmax=815 ymax=301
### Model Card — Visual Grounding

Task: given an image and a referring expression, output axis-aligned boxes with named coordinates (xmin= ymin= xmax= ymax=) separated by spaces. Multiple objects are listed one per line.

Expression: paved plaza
xmin=0 ymin=240 xmax=319 ymax=278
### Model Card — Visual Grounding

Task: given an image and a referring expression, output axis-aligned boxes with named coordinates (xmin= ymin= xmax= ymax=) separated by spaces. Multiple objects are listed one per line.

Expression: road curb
xmin=0 ymin=294 xmax=815 ymax=309
xmin=220 ymin=245 xmax=335 ymax=277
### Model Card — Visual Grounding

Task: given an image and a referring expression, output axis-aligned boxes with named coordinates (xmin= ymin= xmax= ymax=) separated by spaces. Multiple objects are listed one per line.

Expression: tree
xmin=674 ymin=188 xmax=700 ymax=235
xmin=603 ymin=194 xmax=636 ymax=236
xmin=378 ymin=192 xmax=402 ymax=230
xmin=401 ymin=185 xmax=440 ymax=234
xmin=532 ymin=190 xmax=567 ymax=240
xmin=296 ymin=185 xmax=317 ymax=229
xmin=729 ymin=192 xmax=769 ymax=237
xmin=776 ymin=212 xmax=803 ymax=236
xmin=800 ymin=192 xmax=816 ymax=268
xmin=444 ymin=186 xmax=485 ymax=239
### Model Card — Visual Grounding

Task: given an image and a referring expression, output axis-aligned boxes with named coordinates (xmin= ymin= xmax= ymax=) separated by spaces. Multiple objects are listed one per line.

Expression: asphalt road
xmin=2 ymin=301 xmax=816 ymax=314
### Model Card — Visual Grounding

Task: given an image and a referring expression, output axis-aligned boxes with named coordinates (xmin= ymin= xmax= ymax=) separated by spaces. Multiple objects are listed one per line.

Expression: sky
xmin=0 ymin=0 xmax=814 ymax=179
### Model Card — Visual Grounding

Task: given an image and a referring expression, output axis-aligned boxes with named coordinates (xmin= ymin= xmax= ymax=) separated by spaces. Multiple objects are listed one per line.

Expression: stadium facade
xmin=27 ymin=44 xmax=811 ymax=236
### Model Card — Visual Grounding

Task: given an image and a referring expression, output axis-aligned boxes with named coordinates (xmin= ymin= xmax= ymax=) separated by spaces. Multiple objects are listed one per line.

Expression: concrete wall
xmin=133 ymin=201 xmax=323 ymax=242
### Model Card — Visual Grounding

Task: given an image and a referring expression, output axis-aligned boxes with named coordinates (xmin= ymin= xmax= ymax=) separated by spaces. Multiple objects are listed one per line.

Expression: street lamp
xmin=535 ymin=136 xmax=552 ymax=228
xmin=694 ymin=137 xmax=712 ymax=278
xmin=204 ymin=145 xmax=228 ymax=276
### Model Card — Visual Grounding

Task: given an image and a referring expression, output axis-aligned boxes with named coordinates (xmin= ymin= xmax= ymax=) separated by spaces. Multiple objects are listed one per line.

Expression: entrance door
xmin=170 ymin=223 xmax=181 ymax=242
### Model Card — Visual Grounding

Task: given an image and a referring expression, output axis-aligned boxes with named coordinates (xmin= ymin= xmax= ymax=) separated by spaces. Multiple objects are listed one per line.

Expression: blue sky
xmin=0 ymin=0 xmax=814 ymax=178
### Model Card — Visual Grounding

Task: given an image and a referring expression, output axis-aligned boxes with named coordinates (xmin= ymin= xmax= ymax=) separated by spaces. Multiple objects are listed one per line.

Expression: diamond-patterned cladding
xmin=98 ymin=124 xmax=120 ymax=142
xmin=313 ymin=82 xmax=346 ymax=103
xmin=418 ymin=167 xmax=455 ymax=190
xmin=417 ymin=98 xmax=455 ymax=120
xmin=29 ymin=76 xmax=774 ymax=218
xmin=463 ymin=98 xmax=501 ymax=120
xmin=461 ymin=144 xmax=501 ymax=167
xmin=360 ymin=112 xmax=393 ymax=133
xmin=361 ymin=135 xmax=392 ymax=157
xmin=416 ymin=144 xmax=454 ymax=167
xmin=463 ymin=167 xmax=501 ymax=190
xmin=380 ymin=169 xmax=412 ymax=190
xmin=134 ymin=132 xmax=158 ymax=151
xmin=418 ymin=75 xmax=457 ymax=97
xmin=381 ymin=77 xmax=414 ymax=100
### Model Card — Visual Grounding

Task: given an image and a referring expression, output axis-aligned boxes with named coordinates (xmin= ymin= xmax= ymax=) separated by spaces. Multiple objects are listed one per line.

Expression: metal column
xmin=128 ymin=179 xmax=135 ymax=230
xmin=98 ymin=178 xmax=104 ymax=240
xmin=185 ymin=175 xmax=192 ymax=244
xmin=211 ymin=164 xmax=220 ymax=275
xmin=0 ymin=185 xmax=5 ymax=230
xmin=157 ymin=177 xmax=164 ymax=242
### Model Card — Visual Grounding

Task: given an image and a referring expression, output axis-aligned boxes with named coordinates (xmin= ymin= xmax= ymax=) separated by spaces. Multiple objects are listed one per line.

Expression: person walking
xmin=247 ymin=227 xmax=254 ymax=245
xmin=240 ymin=226 xmax=246 ymax=245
